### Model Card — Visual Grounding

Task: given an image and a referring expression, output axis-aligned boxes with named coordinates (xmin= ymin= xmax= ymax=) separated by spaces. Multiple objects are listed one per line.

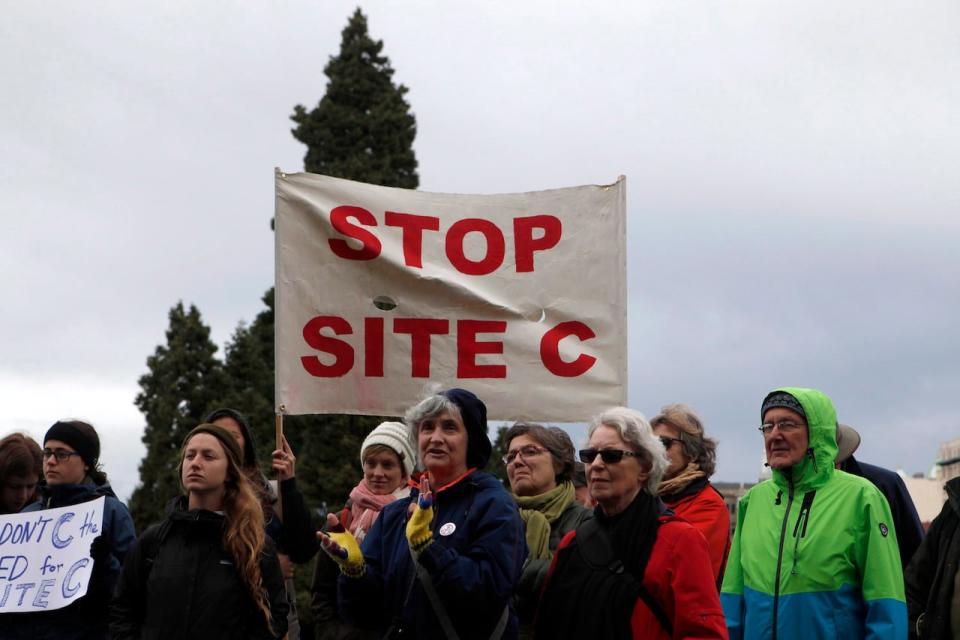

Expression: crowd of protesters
xmin=0 ymin=385 xmax=953 ymax=639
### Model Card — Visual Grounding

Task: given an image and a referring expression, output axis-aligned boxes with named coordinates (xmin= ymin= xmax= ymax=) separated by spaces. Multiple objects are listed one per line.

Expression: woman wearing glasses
xmin=536 ymin=407 xmax=727 ymax=640
xmin=502 ymin=423 xmax=591 ymax=637
xmin=650 ymin=404 xmax=730 ymax=585
xmin=12 ymin=420 xmax=136 ymax=640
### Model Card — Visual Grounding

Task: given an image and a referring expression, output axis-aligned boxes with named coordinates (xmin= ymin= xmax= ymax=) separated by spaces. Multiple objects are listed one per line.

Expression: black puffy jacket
xmin=110 ymin=497 xmax=288 ymax=639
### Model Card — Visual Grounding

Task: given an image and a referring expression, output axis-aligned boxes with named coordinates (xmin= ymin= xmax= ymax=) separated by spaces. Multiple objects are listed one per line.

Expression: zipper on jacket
xmin=789 ymin=490 xmax=817 ymax=576
xmin=771 ymin=474 xmax=795 ymax=640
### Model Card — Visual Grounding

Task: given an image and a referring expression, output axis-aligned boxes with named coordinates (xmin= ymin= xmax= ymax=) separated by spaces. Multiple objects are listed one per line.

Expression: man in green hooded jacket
xmin=721 ymin=387 xmax=907 ymax=639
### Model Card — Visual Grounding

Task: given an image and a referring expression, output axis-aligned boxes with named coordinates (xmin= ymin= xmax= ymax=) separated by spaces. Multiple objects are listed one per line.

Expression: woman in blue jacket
xmin=12 ymin=420 xmax=136 ymax=640
xmin=319 ymin=388 xmax=527 ymax=640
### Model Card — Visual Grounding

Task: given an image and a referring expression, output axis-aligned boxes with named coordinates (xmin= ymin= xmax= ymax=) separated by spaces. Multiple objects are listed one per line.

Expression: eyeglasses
xmin=758 ymin=420 xmax=805 ymax=435
xmin=42 ymin=449 xmax=81 ymax=462
xmin=659 ymin=436 xmax=682 ymax=449
xmin=578 ymin=448 xmax=642 ymax=464
xmin=502 ymin=445 xmax=548 ymax=465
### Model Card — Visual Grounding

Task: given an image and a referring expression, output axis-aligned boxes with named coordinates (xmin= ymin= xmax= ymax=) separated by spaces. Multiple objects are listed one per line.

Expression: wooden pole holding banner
xmin=275 ymin=405 xmax=285 ymax=521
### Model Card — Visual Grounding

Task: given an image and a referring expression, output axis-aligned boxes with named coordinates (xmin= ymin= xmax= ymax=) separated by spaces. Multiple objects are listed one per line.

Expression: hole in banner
xmin=373 ymin=295 xmax=397 ymax=311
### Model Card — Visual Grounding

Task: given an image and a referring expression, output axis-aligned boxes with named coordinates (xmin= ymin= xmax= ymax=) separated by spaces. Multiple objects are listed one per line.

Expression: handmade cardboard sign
xmin=275 ymin=171 xmax=626 ymax=421
xmin=0 ymin=496 xmax=104 ymax=613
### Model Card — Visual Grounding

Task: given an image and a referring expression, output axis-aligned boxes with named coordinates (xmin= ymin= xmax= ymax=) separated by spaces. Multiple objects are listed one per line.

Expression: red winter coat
xmin=547 ymin=512 xmax=728 ymax=640
xmin=661 ymin=483 xmax=730 ymax=584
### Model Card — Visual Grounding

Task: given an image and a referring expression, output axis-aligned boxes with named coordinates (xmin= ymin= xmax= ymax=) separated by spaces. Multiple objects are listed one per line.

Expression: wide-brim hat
xmin=836 ymin=423 xmax=861 ymax=463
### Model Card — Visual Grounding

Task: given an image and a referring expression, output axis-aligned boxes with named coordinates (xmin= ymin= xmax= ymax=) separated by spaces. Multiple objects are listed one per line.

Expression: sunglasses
xmin=578 ymin=448 xmax=643 ymax=464
xmin=659 ymin=436 xmax=682 ymax=449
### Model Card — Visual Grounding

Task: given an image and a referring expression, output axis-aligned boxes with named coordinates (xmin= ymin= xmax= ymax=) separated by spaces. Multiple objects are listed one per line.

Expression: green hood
xmin=764 ymin=387 xmax=838 ymax=492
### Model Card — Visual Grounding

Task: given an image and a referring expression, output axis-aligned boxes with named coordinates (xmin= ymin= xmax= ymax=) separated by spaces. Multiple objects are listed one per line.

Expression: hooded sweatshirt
xmin=721 ymin=387 xmax=906 ymax=639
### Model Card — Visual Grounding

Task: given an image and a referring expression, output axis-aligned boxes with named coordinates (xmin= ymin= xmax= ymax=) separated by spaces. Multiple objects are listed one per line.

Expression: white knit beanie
xmin=360 ymin=421 xmax=417 ymax=478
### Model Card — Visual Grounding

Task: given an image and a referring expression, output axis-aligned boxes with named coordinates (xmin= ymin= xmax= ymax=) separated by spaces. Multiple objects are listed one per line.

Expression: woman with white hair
xmin=535 ymin=407 xmax=728 ymax=640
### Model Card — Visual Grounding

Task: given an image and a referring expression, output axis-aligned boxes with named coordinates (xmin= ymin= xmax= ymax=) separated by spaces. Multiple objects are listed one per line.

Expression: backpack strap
xmin=573 ymin=517 xmax=673 ymax=637
xmin=409 ymin=544 xmax=509 ymax=640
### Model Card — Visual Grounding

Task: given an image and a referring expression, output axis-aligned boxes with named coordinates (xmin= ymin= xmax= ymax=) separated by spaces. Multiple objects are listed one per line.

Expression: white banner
xmin=275 ymin=171 xmax=627 ymax=422
xmin=0 ymin=496 xmax=104 ymax=613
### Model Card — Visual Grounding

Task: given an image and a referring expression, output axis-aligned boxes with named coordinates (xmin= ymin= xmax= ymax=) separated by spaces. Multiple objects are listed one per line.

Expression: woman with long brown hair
xmin=111 ymin=423 xmax=288 ymax=639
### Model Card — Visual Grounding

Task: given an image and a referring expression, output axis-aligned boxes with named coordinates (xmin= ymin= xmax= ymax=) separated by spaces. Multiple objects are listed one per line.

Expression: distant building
xmin=900 ymin=470 xmax=946 ymax=530
xmin=713 ymin=481 xmax=756 ymax=535
xmin=937 ymin=437 xmax=960 ymax=484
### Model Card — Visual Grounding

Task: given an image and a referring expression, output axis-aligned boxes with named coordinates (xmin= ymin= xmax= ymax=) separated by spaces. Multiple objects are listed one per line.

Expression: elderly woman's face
xmin=586 ymin=425 xmax=648 ymax=516
xmin=652 ymin=422 xmax=690 ymax=481
xmin=506 ymin=434 xmax=557 ymax=497
xmin=417 ymin=411 xmax=468 ymax=480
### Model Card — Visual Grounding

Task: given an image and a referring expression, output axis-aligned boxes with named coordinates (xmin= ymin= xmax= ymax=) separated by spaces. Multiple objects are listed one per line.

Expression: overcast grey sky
xmin=1 ymin=1 xmax=957 ymax=501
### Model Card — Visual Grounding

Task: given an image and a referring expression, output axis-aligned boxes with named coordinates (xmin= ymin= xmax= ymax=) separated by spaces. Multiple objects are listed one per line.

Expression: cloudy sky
xmin=2 ymin=1 xmax=957 ymax=502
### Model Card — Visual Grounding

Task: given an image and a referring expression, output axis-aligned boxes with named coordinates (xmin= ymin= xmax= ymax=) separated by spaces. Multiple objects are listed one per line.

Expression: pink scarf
xmin=348 ymin=480 xmax=410 ymax=543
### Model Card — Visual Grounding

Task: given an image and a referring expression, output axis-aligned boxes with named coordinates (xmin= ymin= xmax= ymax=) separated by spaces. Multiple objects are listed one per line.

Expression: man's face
xmin=762 ymin=407 xmax=809 ymax=470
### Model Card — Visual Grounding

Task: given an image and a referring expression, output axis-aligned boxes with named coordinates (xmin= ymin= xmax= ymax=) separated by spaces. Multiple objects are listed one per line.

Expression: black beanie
xmin=442 ymin=388 xmax=492 ymax=469
xmin=44 ymin=421 xmax=99 ymax=469
xmin=761 ymin=391 xmax=807 ymax=421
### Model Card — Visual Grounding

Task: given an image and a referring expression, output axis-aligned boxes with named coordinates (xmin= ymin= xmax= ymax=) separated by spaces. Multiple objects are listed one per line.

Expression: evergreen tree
xmin=291 ymin=8 xmax=419 ymax=188
xmin=488 ymin=425 xmax=510 ymax=486
xmin=128 ymin=302 xmax=224 ymax=532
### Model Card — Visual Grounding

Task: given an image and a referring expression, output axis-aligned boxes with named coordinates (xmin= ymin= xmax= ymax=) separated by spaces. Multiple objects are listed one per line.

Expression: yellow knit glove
xmin=406 ymin=477 xmax=434 ymax=553
xmin=318 ymin=514 xmax=365 ymax=578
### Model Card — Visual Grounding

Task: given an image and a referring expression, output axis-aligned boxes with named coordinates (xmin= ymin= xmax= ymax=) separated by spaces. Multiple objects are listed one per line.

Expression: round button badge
xmin=439 ymin=522 xmax=457 ymax=537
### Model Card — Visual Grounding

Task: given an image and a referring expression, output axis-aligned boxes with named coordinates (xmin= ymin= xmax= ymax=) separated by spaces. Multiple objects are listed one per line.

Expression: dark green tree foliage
xmin=488 ymin=425 xmax=511 ymax=486
xmin=217 ymin=289 xmax=277 ymax=466
xmin=128 ymin=302 xmax=224 ymax=532
xmin=291 ymin=8 xmax=419 ymax=188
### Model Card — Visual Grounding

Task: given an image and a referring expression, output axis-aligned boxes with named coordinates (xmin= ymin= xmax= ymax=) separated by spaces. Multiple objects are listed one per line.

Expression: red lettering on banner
xmin=326 ymin=207 xmax=565 ymax=274
xmin=329 ymin=206 xmax=382 ymax=260
xmin=540 ymin=321 xmax=597 ymax=377
xmin=457 ymin=320 xmax=507 ymax=378
xmin=299 ymin=316 xmax=600 ymax=380
xmin=364 ymin=317 xmax=384 ymax=377
xmin=301 ymin=316 xmax=354 ymax=377
xmin=514 ymin=215 xmax=562 ymax=272
xmin=444 ymin=219 xmax=506 ymax=276
xmin=384 ymin=212 xmax=440 ymax=268
xmin=393 ymin=318 xmax=450 ymax=377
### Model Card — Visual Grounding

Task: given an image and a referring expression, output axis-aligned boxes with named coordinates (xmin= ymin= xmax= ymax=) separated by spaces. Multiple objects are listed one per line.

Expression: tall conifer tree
xmin=128 ymin=302 xmax=224 ymax=531
xmin=291 ymin=8 xmax=419 ymax=188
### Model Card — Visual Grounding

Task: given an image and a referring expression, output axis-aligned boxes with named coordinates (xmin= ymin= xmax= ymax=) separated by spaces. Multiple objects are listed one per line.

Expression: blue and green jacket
xmin=721 ymin=387 xmax=907 ymax=639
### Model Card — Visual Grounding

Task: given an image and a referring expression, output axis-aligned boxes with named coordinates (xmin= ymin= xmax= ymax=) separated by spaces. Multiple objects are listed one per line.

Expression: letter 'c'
xmin=61 ymin=558 xmax=90 ymax=599
xmin=52 ymin=513 xmax=74 ymax=549
xmin=539 ymin=321 xmax=597 ymax=377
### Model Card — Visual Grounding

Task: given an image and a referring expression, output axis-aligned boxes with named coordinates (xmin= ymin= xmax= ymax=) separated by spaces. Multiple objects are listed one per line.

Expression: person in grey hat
xmin=835 ymin=422 xmax=925 ymax=569
xmin=310 ymin=421 xmax=414 ymax=640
